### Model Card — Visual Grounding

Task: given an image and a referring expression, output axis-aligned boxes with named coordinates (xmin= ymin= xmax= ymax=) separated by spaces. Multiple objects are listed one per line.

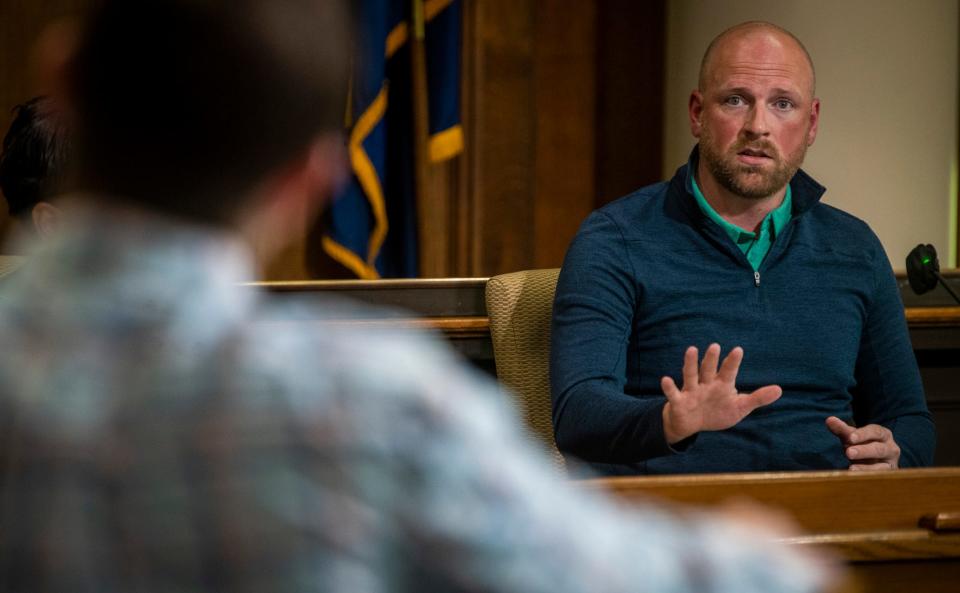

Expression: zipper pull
xmin=754 ymin=271 xmax=761 ymax=287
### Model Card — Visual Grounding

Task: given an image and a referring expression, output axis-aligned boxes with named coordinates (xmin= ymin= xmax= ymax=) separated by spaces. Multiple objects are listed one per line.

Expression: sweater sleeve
xmin=550 ymin=211 xmax=688 ymax=464
xmin=851 ymin=243 xmax=935 ymax=466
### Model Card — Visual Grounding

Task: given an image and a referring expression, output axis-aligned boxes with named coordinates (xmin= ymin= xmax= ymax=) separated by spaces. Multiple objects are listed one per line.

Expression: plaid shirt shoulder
xmin=0 ymin=210 xmax=831 ymax=593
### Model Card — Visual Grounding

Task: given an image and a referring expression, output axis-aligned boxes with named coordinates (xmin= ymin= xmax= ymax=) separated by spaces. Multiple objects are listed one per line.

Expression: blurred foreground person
xmin=0 ymin=2 xmax=835 ymax=592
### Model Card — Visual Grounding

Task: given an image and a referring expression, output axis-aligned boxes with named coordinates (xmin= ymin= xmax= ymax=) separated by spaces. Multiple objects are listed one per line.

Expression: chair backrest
xmin=485 ymin=268 xmax=565 ymax=470
xmin=0 ymin=255 xmax=24 ymax=280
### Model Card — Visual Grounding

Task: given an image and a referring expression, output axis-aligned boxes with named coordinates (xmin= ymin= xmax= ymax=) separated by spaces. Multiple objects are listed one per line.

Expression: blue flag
xmin=320 ymin=0 xmax=462 ymax=279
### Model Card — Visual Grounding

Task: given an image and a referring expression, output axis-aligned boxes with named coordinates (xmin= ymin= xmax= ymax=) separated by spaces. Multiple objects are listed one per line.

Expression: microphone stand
xmin=933 ymin=271 xmax=960 ymax=305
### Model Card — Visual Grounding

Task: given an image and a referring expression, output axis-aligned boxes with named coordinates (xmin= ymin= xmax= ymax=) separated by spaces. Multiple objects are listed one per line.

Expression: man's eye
xmin=725 ymin=96 xmax=744 ymax=106
xmin=774 ymin=99 xmax=794 ymax=110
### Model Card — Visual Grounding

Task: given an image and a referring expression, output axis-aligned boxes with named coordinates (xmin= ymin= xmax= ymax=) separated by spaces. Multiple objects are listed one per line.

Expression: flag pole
xmin=410 ymin=0 xmax=440 ymax=277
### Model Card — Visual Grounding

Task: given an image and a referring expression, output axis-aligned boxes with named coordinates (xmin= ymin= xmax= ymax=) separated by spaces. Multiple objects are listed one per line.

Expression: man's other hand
xmin=660 ymin=344 xmax=782 ymax=444
xmin=825 ymin=416 xmax=900 ymax=470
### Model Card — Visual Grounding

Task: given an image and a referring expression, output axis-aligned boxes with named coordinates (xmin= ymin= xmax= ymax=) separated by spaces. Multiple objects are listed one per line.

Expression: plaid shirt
xmin=0 ymin=202 xmax=830 ymax=593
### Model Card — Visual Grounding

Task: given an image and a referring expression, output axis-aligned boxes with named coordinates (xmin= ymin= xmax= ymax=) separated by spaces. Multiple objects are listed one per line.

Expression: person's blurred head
xmin=0 ymin=96 xmax=68 ymax=239
xmin=64 ymin=0 xmax=351 ymax=228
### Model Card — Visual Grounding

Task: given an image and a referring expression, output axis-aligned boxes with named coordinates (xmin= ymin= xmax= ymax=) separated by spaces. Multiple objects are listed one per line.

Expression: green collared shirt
xmin=691 ymin=176 xmax=793 ymax=271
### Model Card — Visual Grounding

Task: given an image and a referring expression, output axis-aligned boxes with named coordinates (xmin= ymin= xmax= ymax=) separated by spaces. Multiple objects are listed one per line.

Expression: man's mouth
xmin=736 ymin=147 xmax=774 ymax=166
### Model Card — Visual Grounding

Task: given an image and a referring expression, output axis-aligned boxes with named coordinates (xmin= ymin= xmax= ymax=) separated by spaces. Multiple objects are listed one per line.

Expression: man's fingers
xmin=825 ymin=416 xmax=856 ymax=440
xmin=716 ymin=346 xmax=744 ymax=383
xmin=847 ymin=423 xmax=892 ymax=445
xmin=699 ymin=343 xmax=720 ymax=383
xmin=661 ymin=376 xmax=680 ymax=400
xmin=849 ymin=461 xmax=895 ymax=471
xmin=740 ymin=384 xmax=782 ymax=412
xmin=681 ymin=346 xmax=699 ymax=389
xmin=846 ymin=441 xmax=893 ymax=461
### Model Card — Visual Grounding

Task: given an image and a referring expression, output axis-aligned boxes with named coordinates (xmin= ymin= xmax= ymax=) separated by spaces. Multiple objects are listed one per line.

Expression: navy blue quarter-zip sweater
xmin=550 ymin=148 xmax=935 ymax=475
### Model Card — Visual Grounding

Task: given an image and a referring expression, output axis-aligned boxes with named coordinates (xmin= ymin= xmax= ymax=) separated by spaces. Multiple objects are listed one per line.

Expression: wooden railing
xmin=317 ymin=308 xmax=960 ymax=336
xmin=585 ymin=468 xmax=960 ymax=593
xmin=905 ymin=306 xmax=960 ymax=326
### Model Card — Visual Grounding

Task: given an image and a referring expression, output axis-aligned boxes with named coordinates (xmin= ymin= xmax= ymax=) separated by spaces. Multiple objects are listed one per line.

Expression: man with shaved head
xmin=551 ymin=22 xmax=934 ymax=475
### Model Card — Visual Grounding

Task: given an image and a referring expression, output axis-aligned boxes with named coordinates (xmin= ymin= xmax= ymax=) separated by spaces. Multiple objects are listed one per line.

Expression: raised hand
xmin=825 ymin=416 xmax=900 ymax=470
xmin=660 ymin=344 xmax=782 ymax=444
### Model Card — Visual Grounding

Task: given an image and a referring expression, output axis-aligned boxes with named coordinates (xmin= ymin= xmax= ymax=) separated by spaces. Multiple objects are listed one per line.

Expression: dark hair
xmin=0 ymin=97 xmax=69 ymax=221
xmin=69 ymin=0 xmax=351 ymax=225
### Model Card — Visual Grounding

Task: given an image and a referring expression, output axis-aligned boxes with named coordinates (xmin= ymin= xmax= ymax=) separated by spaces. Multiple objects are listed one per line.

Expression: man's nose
xmin=742 ymin=104 xmax=770 ymax=137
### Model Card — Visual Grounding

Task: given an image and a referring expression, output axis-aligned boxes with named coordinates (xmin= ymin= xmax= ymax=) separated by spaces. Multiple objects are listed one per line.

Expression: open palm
xmin=660 ymin=344 xmax=782 ymax=444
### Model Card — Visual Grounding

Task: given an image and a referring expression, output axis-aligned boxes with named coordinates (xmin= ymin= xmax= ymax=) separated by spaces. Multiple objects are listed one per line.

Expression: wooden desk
xmin=585 ymin=468 xmax=960 ymax=593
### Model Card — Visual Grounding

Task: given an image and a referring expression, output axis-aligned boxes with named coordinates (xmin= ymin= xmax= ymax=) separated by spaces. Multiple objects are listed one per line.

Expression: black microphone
xmin=906 ymin=244 xmax=960 ymax=305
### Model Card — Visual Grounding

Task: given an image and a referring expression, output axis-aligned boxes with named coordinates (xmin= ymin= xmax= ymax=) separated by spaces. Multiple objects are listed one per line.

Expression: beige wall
xmin=664 ymin=0 xmax=958 ymax=269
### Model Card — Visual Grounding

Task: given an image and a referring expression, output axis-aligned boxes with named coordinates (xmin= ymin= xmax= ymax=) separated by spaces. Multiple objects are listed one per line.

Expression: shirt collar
xmin=689 ymin=169 xmax=793 ymax=244
xmin=677 ymin=145 xmax=826 ymax=217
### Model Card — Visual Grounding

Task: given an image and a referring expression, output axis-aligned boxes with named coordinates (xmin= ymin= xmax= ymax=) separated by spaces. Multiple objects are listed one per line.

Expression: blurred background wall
xmin=0 ymin=0 xmax=956 ymax=278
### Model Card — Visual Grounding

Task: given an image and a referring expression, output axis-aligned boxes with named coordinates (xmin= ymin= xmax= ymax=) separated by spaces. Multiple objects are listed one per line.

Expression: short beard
xmin=700 ymin=134 xmax=805 ymax=200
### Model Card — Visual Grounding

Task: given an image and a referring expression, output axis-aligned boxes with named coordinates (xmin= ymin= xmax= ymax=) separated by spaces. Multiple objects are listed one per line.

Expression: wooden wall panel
xmin=595 ymin=0 xmax=666 ymax=207
xmin=463 ymin=0 xmax=667 ymax=277
xmin=532 ymin=2 xmax=597 ymax=270
xmin=464 ymin=0 xmax=537 ymax=276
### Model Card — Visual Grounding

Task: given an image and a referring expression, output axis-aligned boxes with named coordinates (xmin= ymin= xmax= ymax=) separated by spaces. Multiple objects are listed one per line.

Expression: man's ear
xmin=32 ymin=202 xmax=63 ymax=240
xmin=270 ymin=134 xmax=347 ymax=217
xmin=302 ymin=135 xmax=348 ymax=200
xmin=238 ymin=133 xmax=347 ymax=263
xmin=806 ymin=98 xmax=821 ymax=146
xmin=689 ymin=90 xmax=704 ymax=138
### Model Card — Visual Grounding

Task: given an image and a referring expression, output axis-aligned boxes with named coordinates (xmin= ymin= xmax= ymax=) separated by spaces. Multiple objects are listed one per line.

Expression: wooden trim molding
xmin=253 ymin=278 xmax=489 ymax=292
xmin=920 ymin=512 xmax=960 ymax=533
xmin=363 ymin=310 xmax=960 ymax=336
xmin=253 ymin=311 xmax=960 ymax=338
xmin=786 ymin=529 xmax=960 ymax=562
xmin=582 ymin=468 xmax=960 ymax=533
xmin=252 ymin=279 xmax=960 ymax=330
xmin=319 ymin=316 xmax=490 ymax=339
xmin=583 ymin=468 xmax=960 ymax=566
xmin=904 ymin=306 xmax=960 ymax=326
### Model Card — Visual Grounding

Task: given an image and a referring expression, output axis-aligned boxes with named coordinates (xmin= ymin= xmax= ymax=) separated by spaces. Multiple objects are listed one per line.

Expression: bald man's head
xmin=698 ymin=21 xmax=815 ymax=98
xmin=688 ymin=21 xmax=820 ymax=202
